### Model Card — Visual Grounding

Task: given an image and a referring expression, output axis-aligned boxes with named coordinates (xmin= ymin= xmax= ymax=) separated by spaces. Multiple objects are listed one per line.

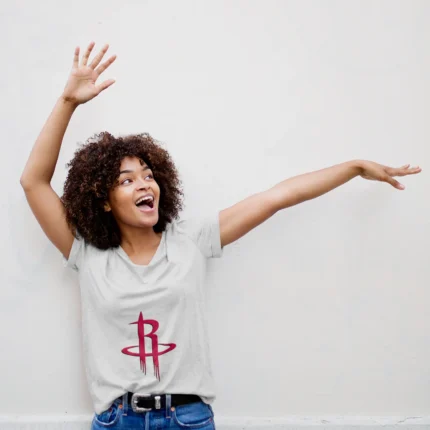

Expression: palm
xmin=62 ymin=42 xmax=116 ymax=105
xmin=65 ymin=67 xmax=99 ymax=102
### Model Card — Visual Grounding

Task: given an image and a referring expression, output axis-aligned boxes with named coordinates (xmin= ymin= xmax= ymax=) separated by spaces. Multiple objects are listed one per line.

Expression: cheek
xmin=110 ymin=192 xmax=132 ymax=214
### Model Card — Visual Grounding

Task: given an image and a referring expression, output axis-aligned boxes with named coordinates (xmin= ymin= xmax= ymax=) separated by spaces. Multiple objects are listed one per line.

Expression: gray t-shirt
xmin=63 ymin=213 xmax=223 ymax=414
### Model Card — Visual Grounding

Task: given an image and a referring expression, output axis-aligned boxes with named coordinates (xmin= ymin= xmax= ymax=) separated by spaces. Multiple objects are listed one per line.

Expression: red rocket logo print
xmin=121 ymin=312 xmax=176 ymax=380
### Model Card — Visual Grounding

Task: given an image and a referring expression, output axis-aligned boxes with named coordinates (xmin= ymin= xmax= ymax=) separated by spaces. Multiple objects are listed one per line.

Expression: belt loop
xmin=165 ymin=394 xmax=172 ymax=419
xmin=122 ymin=392 xmax=128 ymax=416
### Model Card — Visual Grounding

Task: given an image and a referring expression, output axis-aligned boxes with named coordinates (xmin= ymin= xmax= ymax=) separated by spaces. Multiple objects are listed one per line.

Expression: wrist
xmin=350 ymin=159 xmax=365 ymax=176
xmin=59 ymin=94 xmax=79 ymax=110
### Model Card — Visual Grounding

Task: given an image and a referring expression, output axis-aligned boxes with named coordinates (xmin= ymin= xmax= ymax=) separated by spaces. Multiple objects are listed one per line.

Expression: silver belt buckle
xmin=131 ymin=393 xmax=161 ymax=413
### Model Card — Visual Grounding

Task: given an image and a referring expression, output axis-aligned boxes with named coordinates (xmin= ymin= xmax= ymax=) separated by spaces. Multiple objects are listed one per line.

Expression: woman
xmin=20 ymin=42 xmax=421 ymax=429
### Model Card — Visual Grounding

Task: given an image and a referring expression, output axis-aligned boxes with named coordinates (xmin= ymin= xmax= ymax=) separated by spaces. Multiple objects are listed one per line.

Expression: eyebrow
xmin=119 ymin=165 xmax=151 ymax=175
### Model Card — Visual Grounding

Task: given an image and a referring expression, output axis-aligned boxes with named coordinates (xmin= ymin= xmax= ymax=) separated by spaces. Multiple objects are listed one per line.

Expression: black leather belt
xmin=126 ymin=392 xmax=201 ymax=413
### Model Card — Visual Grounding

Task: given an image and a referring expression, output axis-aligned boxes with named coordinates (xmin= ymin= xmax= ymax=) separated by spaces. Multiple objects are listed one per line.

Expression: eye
xmin=121 ymin=174 xmax=153 ymax=185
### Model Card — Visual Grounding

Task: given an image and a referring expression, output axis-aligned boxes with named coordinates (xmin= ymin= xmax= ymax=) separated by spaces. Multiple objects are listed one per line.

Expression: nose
xmin=135 ymin=177 xmax=150 ymax=190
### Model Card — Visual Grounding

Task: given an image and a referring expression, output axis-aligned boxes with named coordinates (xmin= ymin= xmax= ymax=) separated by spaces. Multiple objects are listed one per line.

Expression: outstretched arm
xmin=219 ymin=160 xmax=421 ymax=248
xmin=20 ymin=42 xmax=116 ymax=259
xmin=20 ymin=42 xmax=116 ymax=187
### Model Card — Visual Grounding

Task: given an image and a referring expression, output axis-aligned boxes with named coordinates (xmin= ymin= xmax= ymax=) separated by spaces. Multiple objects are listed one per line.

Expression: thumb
xmin=384 ymin=175 xmax=405 ymax=190
xmin=96 ymin=78 xmax=116 ymax=95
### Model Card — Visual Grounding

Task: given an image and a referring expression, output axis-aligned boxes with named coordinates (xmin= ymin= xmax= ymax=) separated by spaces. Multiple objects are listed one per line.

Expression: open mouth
xmin=135 ymin=195 xmax=155 ymax=212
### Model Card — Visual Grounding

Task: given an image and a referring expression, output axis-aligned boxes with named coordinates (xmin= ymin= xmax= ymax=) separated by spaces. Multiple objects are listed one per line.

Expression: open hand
xmin=359 ymin=160 xmax=422 ymax=190
xmin=62 ymin=41 xmax=116 ymax=106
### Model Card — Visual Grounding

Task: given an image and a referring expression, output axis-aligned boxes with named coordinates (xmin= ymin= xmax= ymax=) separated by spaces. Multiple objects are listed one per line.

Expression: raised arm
xmin=219 ymin=160 xmax=421 ymax=247
xmin=20 ymin=42 xmax=116 ymax=259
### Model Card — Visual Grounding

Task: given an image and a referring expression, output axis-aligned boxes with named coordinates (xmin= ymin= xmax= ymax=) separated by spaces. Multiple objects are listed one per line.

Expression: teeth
xmin=136 ymin=196 xmax=154 ymax=205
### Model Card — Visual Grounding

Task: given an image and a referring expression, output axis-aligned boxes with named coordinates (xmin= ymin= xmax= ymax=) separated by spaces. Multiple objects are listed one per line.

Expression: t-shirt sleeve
xmin=62 ymin=234 xmax=86 ymax=272
xmin=176 ymin=212 xmax=223 ymax=259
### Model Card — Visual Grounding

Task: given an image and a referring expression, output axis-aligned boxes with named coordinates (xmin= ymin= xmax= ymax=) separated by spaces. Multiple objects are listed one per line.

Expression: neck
xmin=119 ymin=226 xmax=162 ymax=255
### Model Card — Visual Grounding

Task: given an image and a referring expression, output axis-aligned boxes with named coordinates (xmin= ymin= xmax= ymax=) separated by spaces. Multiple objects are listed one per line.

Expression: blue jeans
xmin=91 ymin=393 xmax=216 ymax=429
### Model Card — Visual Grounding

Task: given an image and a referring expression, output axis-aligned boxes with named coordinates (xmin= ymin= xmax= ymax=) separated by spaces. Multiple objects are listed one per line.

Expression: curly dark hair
xmin=61 ymin=132 xmax=184 ymax=250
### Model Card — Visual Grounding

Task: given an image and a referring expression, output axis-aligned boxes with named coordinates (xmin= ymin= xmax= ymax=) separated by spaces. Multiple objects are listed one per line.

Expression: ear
xmin=104 ymin=202 xmax=112 ymax=212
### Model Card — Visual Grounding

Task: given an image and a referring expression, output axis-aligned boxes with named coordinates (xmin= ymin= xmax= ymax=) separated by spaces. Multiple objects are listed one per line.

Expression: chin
xmin=140 ymin=214 xmax=159 ymax=228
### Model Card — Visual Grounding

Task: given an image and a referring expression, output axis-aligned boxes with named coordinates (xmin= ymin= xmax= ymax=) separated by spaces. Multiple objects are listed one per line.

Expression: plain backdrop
xmin=1 ymin=0 xmax=429 ymax=419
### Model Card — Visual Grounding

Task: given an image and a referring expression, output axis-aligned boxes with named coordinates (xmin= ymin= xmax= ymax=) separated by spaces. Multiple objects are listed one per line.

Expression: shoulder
xmin=167 ymin=212 xmax=222 ymax=259
xmin=62 ymin=232 xmax=108 ymax=271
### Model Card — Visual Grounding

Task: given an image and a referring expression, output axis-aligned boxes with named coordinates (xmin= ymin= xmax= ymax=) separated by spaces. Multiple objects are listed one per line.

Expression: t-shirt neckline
xmin=116 ymin=231 xmax=166 ymax=269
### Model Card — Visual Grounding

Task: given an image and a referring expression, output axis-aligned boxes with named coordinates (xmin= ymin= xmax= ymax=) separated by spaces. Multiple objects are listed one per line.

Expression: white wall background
xmin=1 ymin=0 xmax=429 ymax=426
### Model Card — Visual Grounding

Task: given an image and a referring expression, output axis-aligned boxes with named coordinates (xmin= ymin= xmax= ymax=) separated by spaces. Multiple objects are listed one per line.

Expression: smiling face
xmin=104 ymin=156 xmax=160 ymax=230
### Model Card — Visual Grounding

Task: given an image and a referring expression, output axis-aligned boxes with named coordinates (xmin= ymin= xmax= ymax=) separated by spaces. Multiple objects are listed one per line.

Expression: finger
xmin=72 ymin=46 xmax=80 ymax=69
xmin=384 ymin=175 xmax=405 ymax=190
xmin=396 ymin=164 xmax=410 ymax=172
xmin=393 ymin=165 xmax=422 ymax=177
xmin=405 ymin=166 xmax=422 ymax=175
xmin=387 ymin=164 xmax=412 ymax=176
xmin=95 ymin=55 xmax=117 ymax=75
xmin=81 ymin=41 xmax=95 ymax=66
xmin=89 ymin=43 xmax=109 ymax=69
xmin=96 ymin=79 xmax=116 ymax=94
